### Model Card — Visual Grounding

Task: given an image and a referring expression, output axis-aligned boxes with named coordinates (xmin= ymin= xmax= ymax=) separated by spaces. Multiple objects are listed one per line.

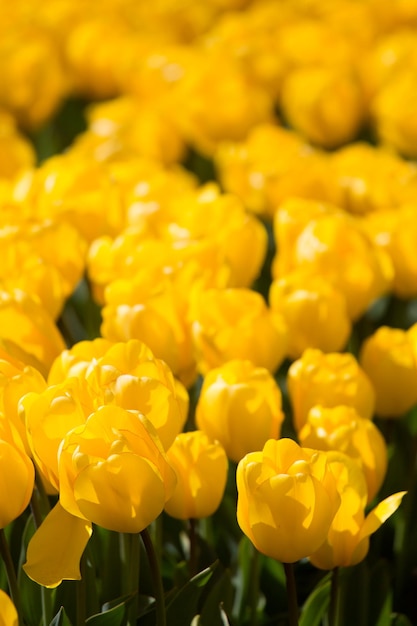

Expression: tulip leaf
xmin=165 ymin=561 xmax=220 ymax=626
xmin=49 ymin=607 xmax=73 ymax=626
xmin=299 ymin=575 xmax=331 ymax=626
xmin=198 ymin=568 xmax=234 ymax=626
xmin=85 ymin=599 xmax=128 ymax=626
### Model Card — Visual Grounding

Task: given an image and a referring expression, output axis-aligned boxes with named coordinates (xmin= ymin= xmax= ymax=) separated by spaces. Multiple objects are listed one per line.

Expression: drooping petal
xmin=23 ymin=502 xmax=92 ymax=588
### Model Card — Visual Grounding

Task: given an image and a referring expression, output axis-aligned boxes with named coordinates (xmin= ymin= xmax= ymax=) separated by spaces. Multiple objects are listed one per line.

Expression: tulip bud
xmin=288 ymin=349 xmax=375 ymax=432
xmin=191 ymin=288 xmax=288 ymax=375
xmin=360 ymin=326 xmax=417 ymax=418
xmin=164 ymin=431 xmax=228 ymax=520
xmin=269 ymin=272 xmax=351 ymax=359
xmin=196 ymin=359 xmax=284 ymax=462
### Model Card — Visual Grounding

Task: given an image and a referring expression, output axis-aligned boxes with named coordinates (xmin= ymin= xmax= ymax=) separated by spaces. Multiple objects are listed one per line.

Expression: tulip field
xmin=2 ymin=1 xmax=417 ymax=625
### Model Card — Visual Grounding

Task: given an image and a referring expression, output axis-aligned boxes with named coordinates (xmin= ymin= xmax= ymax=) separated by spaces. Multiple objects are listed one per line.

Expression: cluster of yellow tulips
xmin=0 ymin=1 xmax=417 ymax=625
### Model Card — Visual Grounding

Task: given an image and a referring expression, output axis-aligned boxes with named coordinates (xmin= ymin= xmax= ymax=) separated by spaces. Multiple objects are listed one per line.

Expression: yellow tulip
xmin=309 ymin=452 xmax=406 ymax=569
xmin=288 ymin=349 xmax=375 ymax=432
xmin=0 ymin=589 xmax=18 ymax=626
xmin=269 ymin=272 xmax=351 ymax=359
xmin=299 ymin=405 xmax=387 ymax=503
xmin=0 ymin=438 xmax=34 ymax=528
xmin=164 ymin=431 xmax=228 ymax=520
xmin=195 ymin=359 xmax=284 ymax=462
xmin=360 ymin=325 xmax=417 ymax=418
xmin=0 ymin=289 xmax=66 ymax=377
xmin=58 ymin=406 xmax=176 ymax=533
xmin=191 ymin=288 xmax=287 ymax=375
xmin=281 ymin=66 xmax=365 ymax=149
xmin=236 ymin=438 xmax=340 ymax=563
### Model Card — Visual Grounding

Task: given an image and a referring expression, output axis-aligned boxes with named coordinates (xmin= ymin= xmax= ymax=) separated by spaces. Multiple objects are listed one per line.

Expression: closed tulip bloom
xmin=309 ymin=452 xmax=406 ymax=569
xmin=288 ymin=349 xmax=375 ymax=432
xmin=195 ymin=360 xmax=284 ymax=462
xmin=164 ymin=431 xmax=228 ymax=520
xmin=237 ymin=438 xmax=340 ymax=563
xmin=0 ymin=438 xmax=34 ymax=528
xmin=269 ymin=272 xmax=351 ymax=359
xmin=299 ymin=405 xmax=387 ymax=502
xmin=191 ymin=288 xmax=287 ymax=375
xmin=58 ymin=406 xmax=176 ymax=533
xmin=360 ymin=326 xmax=417 ymax=418
xmin=0 ymin=589 xmax=18 ymax=626
xmin=0 ymin=289 xmax=66 ymax=377
xmin=281 ymin=66 xmax=365 ymax=149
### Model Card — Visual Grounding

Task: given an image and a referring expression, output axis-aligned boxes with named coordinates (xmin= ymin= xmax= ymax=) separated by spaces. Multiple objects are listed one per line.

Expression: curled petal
xmin=23 ymin=502 xmax=92 ymax=588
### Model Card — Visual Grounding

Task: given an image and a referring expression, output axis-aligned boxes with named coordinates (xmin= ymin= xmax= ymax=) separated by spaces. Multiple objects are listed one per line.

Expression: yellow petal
xmin=0 ymin=589 xmax=18 ymax=626
xmin=360 ymin=491 xmax=407 ymax=540
xmin=23 ymin=502 xmax=92 ymax=588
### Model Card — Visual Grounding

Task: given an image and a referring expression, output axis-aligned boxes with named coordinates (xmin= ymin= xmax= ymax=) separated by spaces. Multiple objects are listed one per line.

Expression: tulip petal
xmin=360 ymin=491 xmax=407 ymax=541
xmin=0 ymin=589 xmax=18 ymax=626
xmin=74 ymin=453 xmax=166 ymax=533
xmin=23 ymin=502 xmax=92 ymax=588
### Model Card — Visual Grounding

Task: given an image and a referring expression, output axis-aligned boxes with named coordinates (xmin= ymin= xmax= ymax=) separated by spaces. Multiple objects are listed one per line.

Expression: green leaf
xmin=198 ymin=568 xmax=234 ymax=626
xmin=299 ymin=575 xmax=331 ymax=626
xmin=85 ymin=599 xmax=129 ymax=626
xmin=165 ymin=561 xmax=220 ymax=626
xmin=49 ymin=607 xmax=73 ymax=626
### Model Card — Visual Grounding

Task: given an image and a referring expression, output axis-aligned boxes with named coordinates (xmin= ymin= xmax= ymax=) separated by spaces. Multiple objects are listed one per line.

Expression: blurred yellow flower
xmin=269 ymin=271 xmax=351 ymax=359
xmin=191 ymin=288 xmax=287 ymax=375
xmin=0 ymin=589 xmax=18 ymax=626
xmin=360 ymin=326 xmax=417 ymax=418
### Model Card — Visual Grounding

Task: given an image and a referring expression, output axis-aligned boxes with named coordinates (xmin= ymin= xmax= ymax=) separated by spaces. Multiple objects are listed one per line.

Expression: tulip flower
xmin=269 ymin=272 xmax=351 ymax=359
xmin=0 ymin=438 xmax=34 ymax=529
xmin=164 ymin=430 xmax=228 ymax=520
xmin=288 ymin=349 xmax=375 ymax=432
xmin=360 ymin=325 xmax=417 ymax=418
xmin=309 ymin=451 xmax=406 ymax=569
xmin=191 ymin=288 xmax=288 ymax=375
xmin=195 ymin=359 xmax=284 ymax=462
xmin=24 ymin=405 xmax=176 ymax=587
xmin=0 ymin=589 xmax=18 ymax=626
xmin=299 ymin=405 xmax=388 ymax=502
xmin=236 ymin=438 xmax=340 ymax=563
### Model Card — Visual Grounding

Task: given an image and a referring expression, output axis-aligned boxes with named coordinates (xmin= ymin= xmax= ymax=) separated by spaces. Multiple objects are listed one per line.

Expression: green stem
xmin=76 ymin=551 xmax=87 ymax=626
xmin=283 ymin=562 xmax=299 ymax=626
xmin=0 ymin=529 xmax=24 ymax=626
xmin=188 ymin=518 xmax=198 ymax=578
xmin=248 ymin=546 xmax=260 ymax=626
xmin=126 ymin=534 xmax=140 ymax=626
xmin=328 ymin=568 xmax=340 ymax=626
xmin=141 ymin=527 xmax=166 ymax=626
